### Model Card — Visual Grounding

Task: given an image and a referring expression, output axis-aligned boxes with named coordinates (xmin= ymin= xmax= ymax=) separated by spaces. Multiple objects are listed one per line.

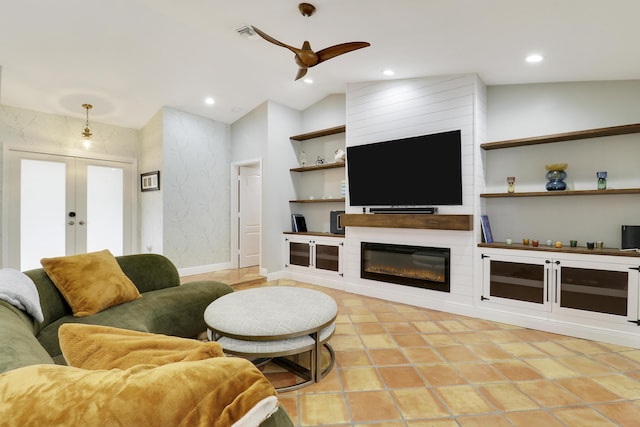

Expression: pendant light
xmin=81 ymin=103 xmax=92 ymax=148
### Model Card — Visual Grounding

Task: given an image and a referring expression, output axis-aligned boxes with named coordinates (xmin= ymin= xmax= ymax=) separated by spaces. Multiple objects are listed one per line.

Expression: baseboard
xmin=178 ymin=261 xmax=232 ymax=277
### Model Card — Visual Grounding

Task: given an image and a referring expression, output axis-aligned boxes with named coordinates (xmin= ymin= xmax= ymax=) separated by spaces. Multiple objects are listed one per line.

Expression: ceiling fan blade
xmin=316 ymin=42 xmax=370 ymax=64
xmin=252 ymin=26 xmax=303 ymax=56
xmin=295 ymin=67 xmax=308 ymax=81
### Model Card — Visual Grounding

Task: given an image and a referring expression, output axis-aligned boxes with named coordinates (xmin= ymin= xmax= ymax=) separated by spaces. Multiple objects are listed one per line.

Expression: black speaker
xmin=330 ymin=210 xmax=345 ymax=234
xmin=291 ymin=214 xmax=307 ymax=232
xmin=622 ymin=225 xmax=640 ymax=249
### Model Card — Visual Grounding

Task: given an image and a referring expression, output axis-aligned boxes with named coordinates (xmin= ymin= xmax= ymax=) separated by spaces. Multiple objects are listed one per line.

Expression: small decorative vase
xmin=597 ymin=171 xmax=607 ymax=190
xmin=507 ymin=176 xmax=515 ymax=193
xmin=545 ymin=163 xmax=568 ymax=191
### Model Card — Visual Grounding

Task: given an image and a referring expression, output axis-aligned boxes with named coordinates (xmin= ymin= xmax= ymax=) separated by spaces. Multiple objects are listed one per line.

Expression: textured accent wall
xmin=342 ymin=74 xmax=484 ymax=312
xmin=161 ymin=108 xmax=230 ymax=269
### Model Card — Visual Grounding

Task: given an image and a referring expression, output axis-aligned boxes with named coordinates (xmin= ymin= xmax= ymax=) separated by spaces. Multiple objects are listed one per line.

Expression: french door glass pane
xmin=86 ymin=165 xmax=124 ymax=255
xmin=21 ymin=159 xmax=66 ymax=270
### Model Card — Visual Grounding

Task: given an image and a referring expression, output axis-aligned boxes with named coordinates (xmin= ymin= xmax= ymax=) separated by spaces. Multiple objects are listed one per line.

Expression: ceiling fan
xmin=252 ymin=2 xmax=370 ymax=81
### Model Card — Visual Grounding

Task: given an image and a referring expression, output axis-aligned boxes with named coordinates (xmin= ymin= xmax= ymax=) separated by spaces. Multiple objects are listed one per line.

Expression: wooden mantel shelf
xmin=341 ymin=214 xmax=474 ymax=231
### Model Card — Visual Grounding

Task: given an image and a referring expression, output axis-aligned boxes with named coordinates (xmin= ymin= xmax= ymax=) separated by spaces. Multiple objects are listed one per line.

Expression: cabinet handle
xmin=544 ymin=260 xmax=551 ymax=302
xmin=555 ymin=268 xmax=559 ymax=303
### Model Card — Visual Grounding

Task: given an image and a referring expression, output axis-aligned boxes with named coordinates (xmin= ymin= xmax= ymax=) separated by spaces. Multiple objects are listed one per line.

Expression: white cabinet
xmin=480 ymin=248 xmax=640 ymax=326
xmin=284 ymin=234 xmax=344 ymax=277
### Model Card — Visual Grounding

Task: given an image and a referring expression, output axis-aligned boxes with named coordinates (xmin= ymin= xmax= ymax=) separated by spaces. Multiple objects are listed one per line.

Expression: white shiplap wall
xmin=335 ymin=74 xmax=484 ymax=314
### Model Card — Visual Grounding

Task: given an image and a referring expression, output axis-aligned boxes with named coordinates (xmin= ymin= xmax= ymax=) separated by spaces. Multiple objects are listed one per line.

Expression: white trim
xmin=230 ymin=158 xmax=262 ymax=270
xmin=178 ymin=261 xmax=233 ymax=278
xmin=2 ymin=145 xmax=138 ymax=267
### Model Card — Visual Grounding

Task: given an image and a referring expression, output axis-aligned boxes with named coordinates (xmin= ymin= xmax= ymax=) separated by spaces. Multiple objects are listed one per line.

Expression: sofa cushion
xmin=0 ymin=357 xmax=278 ymax=427
xmin=40 ymin=249 xmax=141 ymax=317
xmin=59 ymin=323 xmax=224 ymax=369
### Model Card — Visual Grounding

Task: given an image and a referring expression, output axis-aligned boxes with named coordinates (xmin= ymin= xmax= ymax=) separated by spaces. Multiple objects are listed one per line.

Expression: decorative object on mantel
xmin=597 ymin=171 xmax=607 ymax=189
xmin=81 ymin=103 xmax=93 ymax=149
xmin=334 ymin=148 xmax=345 ymax=162
xmin=545 ymin=163 xmax=568 ymax=191
xmin=315 ymin=156 xmax=326 ymax=165
xmin=506 ymin=176 xmax=515 ymax=193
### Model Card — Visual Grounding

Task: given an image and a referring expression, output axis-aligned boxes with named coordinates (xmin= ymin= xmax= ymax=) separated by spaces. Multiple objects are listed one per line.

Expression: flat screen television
xmin=346 ymin=129 xmax=462 ymax=207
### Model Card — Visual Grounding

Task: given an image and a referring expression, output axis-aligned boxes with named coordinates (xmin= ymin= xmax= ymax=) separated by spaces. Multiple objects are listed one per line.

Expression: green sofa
xmin=0 ymin=253 xmax=293 ymax=427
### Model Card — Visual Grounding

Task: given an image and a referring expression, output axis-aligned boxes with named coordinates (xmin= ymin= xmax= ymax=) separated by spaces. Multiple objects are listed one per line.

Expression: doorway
xmin=5 ymin=148 xmax=135 ymax=270
xmin=231 ymin=160 xmax=262 ymax=269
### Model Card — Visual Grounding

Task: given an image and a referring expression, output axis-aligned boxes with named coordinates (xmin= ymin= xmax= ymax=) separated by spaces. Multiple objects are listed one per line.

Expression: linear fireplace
xmin=361 ymin=242 xmax=450 ymax=292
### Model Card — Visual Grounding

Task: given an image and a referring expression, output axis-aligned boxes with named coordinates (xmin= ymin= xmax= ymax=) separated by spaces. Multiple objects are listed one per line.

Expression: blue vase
xmin=545 ymin=169 xmax=567 ymax=191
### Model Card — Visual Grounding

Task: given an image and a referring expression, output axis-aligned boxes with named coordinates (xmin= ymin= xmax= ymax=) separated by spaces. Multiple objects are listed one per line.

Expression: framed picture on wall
xmin=141 ymin=171 xmax=160 ymax=192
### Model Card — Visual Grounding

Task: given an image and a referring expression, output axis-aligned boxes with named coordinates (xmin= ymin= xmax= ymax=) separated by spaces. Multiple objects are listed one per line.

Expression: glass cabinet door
xmin=289 ymin=242 xmax=310 ymax=267
xmin=315 ymin=243 xmax=339 ymax=272
xmin=556 ymin=260 xmax=635 ymax=321
xmin=481 ymin=253 xmax=550 ymax=311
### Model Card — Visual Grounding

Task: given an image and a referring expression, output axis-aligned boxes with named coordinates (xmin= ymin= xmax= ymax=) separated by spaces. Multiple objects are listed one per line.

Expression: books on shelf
xmin=480 ymin=215 xmax=493 ymax=243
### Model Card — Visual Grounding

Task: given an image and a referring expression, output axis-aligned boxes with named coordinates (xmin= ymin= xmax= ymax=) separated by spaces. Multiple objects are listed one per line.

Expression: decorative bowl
xmin=545 ymin=163 xmax=568 ymax=171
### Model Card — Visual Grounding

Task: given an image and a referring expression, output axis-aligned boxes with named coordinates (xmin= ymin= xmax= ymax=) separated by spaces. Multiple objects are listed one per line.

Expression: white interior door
xmin=6 ymin=149 xmax=133 ymax=271
xmin=238 ymin=164 xmax=261 ymax=268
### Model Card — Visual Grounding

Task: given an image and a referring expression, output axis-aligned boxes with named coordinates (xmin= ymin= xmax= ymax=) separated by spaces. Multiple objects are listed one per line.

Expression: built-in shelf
xmin=283 ymin=231 xmax=344 ymax=238
xmin=341 ymin=214 xmax=474 ymax=231
xmin=290 ymin=125 xmax=346 ymax=141
xmin=289 ymin=198 xmax=345 ymax=203
xmin=290 ymin=162 xmax=345 ymax=172
xmin=481 ymin=123 xmax=640 ymax=150
xmin=480 ymin=188 xmax=640 ymax=198
xmin=478 ymin=242 xmax=640 ymax=258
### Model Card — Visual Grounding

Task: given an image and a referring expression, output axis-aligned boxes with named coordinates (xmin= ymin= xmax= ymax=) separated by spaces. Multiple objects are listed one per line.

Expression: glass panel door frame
xmin=3 ymin=146 xmax=137 ymax=270
xmin=553 ymin=258 xmax=636 ymax=324
xmin=480 ymin=251 xmax=552 ymax=312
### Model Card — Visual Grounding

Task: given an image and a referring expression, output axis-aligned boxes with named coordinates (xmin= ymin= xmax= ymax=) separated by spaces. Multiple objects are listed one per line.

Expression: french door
xmin=6 ymin=149 xmax=134 ymax=271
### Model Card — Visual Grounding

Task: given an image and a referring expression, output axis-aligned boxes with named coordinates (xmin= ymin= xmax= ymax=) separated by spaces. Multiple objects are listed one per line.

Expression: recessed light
xmin=383 ymin=69 xmax=395 ymax=76
xmin=303 ymin=78 xmax=314 ymax=84
xmin=525 ymin=54 xmax=543 ymax=63
xmin=204 ymin=97 xmax=215 ymax=105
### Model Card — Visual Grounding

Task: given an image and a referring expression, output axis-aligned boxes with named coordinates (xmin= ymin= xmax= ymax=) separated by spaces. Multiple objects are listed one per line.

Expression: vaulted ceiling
xmin=1 ymin=0 xmax=638 ymax=129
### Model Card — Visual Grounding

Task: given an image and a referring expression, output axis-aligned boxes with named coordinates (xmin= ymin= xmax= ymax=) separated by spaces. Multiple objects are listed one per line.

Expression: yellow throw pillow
xmin=59 ymin=324 xmax=225 ymax=369
xmin=40 ymin=250 xmax=141 ymax=317
xmin=0 ymin=359 xmax=278 ymax=427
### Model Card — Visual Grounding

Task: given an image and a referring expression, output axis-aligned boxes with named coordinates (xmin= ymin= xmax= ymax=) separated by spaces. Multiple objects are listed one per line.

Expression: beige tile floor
xmin=185 ymin=268 xmax=640 ymax=427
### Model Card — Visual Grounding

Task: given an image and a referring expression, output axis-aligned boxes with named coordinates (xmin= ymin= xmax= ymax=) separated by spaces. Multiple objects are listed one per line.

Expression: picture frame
xmin=141 ymin=171 xmax=160 ymax=192
xmin=480 ymin=215 xmax=494 ymax=243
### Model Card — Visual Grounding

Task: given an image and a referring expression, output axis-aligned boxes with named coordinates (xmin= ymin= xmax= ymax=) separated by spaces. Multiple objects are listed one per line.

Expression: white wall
xmin=139 ymin=109 xmax=163 ymax=255
xmin=161 ymin=107 xmax=231 ymax=269
xmin=230 ymin=100 xmax=302 ymax=275
xmin=265 ymin=101 xmax=302 ymax=274
xmin=485 ymin=81 xmax=640 ymax=247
